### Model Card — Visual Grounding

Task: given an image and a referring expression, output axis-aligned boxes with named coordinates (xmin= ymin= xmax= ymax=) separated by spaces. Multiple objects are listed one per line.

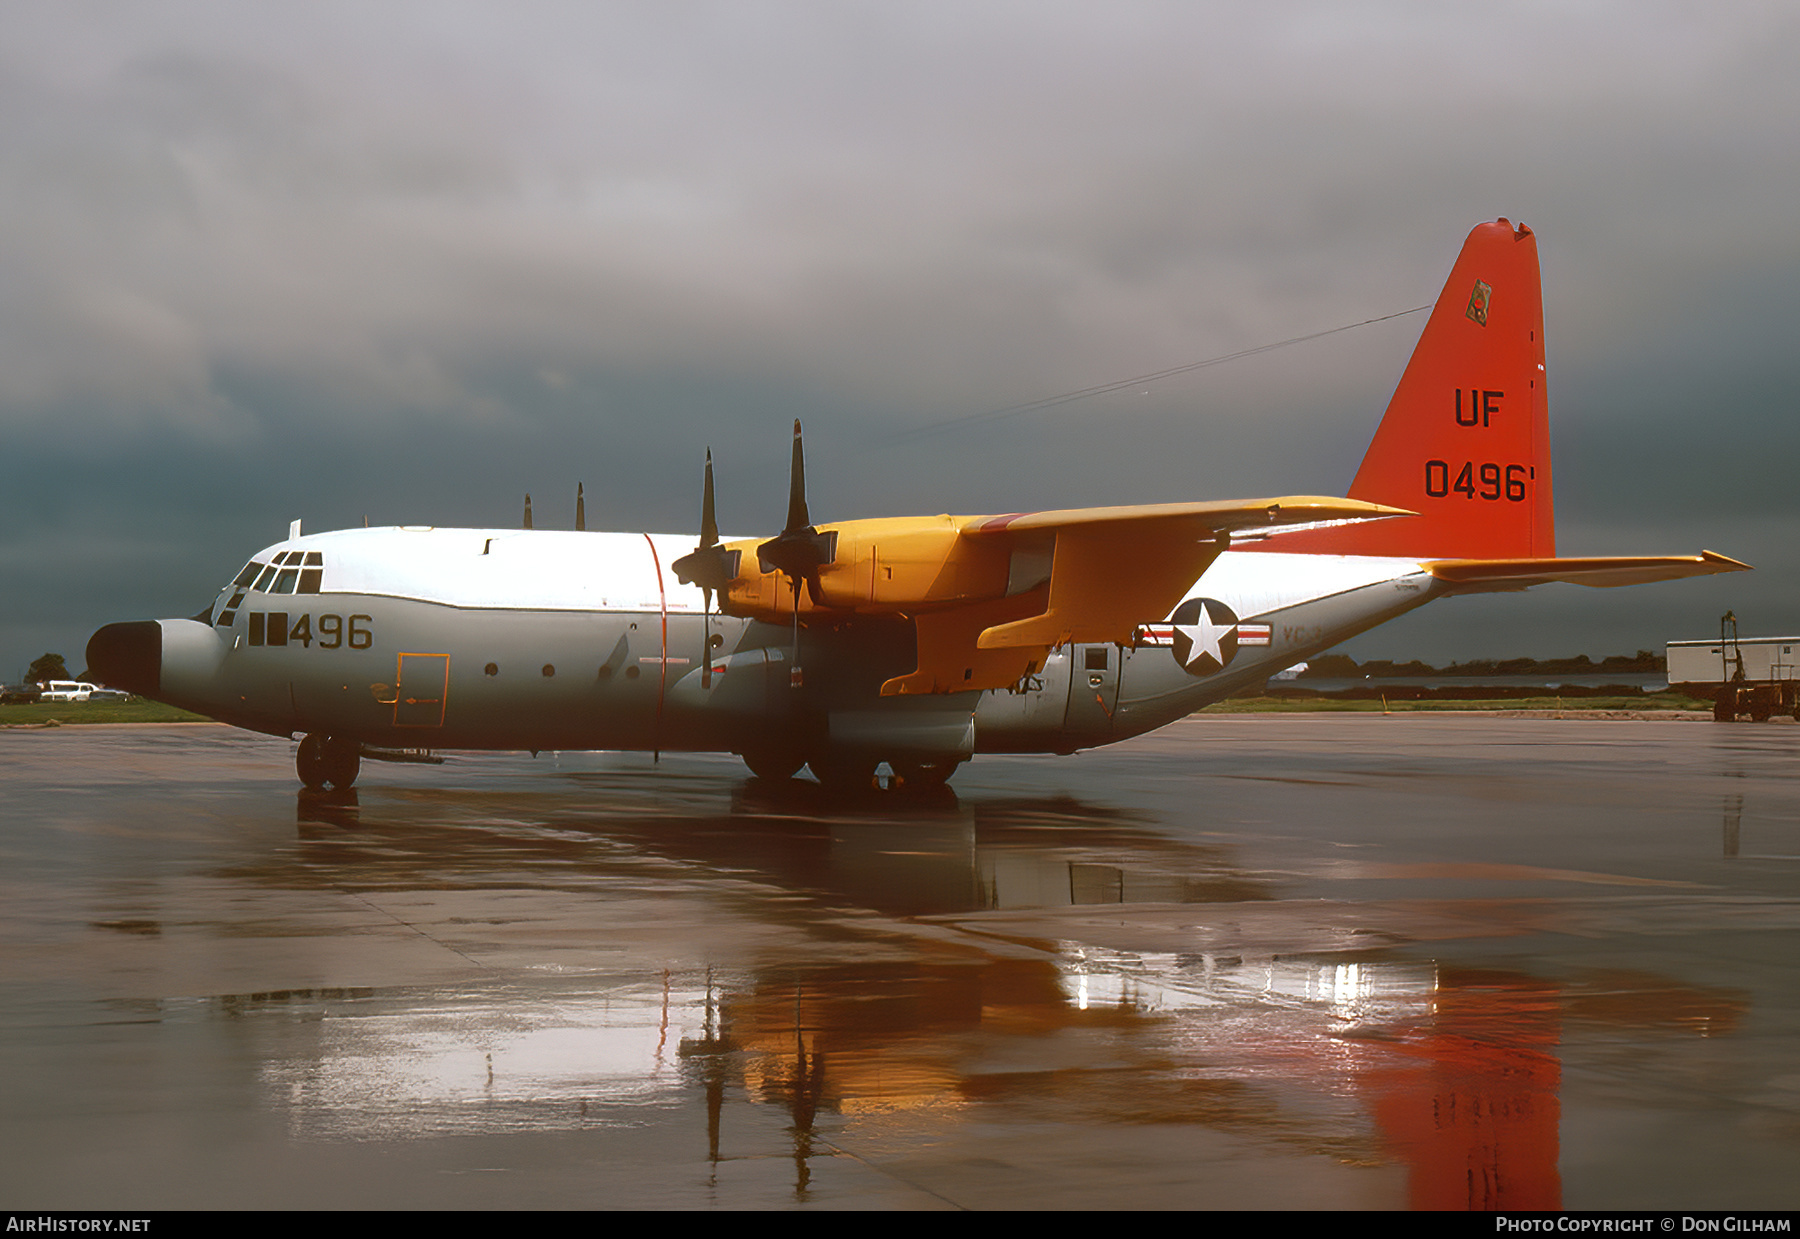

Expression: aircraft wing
xmin=861 ymin=495 xmax=1410 ymax=696
xmin=961 ymin=496 xmax=1409 ymax=652
xmin=695 ymin=423 xmax=1414 ymax=696
xmin=1425 ymin=551 xmax=1751 ymax=593
xmin=960 ymin=495 xmax=1411 ymax=536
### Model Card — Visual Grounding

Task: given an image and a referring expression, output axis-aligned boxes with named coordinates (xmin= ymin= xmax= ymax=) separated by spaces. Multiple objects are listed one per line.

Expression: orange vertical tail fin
xmin=1273 ymin=219 xmax=1554 ymax=559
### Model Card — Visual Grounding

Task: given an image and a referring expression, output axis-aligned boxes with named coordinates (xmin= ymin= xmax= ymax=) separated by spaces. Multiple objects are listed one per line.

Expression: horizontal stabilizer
xmin=1426 ymin=551 xmax=1750 ymax=592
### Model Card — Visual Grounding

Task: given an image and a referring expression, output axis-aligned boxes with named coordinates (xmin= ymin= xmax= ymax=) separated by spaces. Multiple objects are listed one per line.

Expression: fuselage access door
xmin=1063 ymin=642 xmax=1124 ymax=739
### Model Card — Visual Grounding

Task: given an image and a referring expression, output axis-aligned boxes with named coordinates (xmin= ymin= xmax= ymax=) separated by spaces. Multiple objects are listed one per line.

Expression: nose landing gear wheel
xmin=740 ymin=745 xmax=806 ymax=782
xmin=297 ymin=733 xmax=362 ymax=790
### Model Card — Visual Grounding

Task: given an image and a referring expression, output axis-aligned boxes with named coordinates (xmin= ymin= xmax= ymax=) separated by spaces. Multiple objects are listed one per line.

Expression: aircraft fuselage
xmin=93 ymin=525 xmax=1446 ymax=774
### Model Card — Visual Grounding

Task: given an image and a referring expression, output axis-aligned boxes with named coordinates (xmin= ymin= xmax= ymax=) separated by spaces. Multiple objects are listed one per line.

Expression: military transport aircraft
xmin=88 ymin=220 xmax=1745 ymax=791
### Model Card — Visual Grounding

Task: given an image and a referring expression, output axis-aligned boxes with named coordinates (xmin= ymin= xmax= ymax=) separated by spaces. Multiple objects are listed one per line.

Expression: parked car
xmin=0 ymin=682 xmax=43 ymax=704
xmin=40 ymin=680 xmax=106 ymax=702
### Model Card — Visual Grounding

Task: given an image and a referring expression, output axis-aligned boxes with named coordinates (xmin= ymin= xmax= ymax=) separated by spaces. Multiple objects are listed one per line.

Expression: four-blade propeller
xmin=672 ymin=420 xmax=835 ymax=690
xmin=752 ymin=420 xmax=836 ymax=607
xmin=671 ymin=449 xmax=744 ymax=688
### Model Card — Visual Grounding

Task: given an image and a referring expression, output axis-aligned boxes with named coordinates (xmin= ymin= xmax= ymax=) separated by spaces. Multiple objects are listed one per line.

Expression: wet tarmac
xmin=2 ymin=715 xmax=1798 ymax=1210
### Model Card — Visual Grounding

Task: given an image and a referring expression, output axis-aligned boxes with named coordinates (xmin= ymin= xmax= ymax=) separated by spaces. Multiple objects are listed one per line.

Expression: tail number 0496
xmin=1424 ymin=460 xmax=1533 ymax=502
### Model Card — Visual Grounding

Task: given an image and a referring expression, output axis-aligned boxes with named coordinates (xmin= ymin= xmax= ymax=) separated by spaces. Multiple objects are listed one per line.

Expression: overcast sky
xmin=4 ymin=1 xmax=1797 ymax=676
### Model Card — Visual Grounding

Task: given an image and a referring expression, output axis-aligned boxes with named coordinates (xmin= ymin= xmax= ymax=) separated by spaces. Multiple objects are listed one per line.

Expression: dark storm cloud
xmin=3 ymin=1 xmax=1797 ymax=672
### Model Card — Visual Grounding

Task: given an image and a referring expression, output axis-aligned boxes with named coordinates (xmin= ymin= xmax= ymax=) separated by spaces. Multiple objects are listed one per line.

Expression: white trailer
xmin=1668 ymin=618 xmax=1800 ymax=721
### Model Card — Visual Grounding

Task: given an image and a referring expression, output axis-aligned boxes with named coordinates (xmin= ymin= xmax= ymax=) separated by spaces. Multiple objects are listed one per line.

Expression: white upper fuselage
xmin=220 ymin=525 xmax=1430 ymax=628
xmin=238 ymin=527 xmax=711 ymax=615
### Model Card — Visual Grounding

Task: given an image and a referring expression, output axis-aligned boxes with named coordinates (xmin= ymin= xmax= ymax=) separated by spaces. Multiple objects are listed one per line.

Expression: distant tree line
xmin=1300 ymin=650 xmax=1665 ymax=679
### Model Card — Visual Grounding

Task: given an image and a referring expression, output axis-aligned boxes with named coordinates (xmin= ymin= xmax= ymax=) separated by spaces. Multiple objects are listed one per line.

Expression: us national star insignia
xmin=1168 ymin=597 xmax=1241 ymax=677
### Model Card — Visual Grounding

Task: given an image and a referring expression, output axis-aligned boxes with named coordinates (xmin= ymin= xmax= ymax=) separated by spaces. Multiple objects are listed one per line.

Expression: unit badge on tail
xmin=1465 ymin=278 xmax=1492 ymax=326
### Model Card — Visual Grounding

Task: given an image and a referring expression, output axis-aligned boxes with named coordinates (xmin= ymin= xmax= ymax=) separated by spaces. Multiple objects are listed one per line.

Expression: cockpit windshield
xmin=214 ymin=550 xmax=326 ymax=628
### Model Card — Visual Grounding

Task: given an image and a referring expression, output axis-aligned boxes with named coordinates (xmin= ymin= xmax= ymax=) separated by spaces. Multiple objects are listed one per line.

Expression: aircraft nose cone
xmin=87 ymin=621 xmax=162 ymax=696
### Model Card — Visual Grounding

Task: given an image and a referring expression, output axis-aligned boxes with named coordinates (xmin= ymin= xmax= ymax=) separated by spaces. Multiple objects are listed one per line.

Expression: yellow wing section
xmin=962 ymin=497 xmax=1405 ymax=653
xmin=1426 ymin=551 xmax=1750 ymax=592
xmin=716 ymin=495 xmax=1408 ymax=696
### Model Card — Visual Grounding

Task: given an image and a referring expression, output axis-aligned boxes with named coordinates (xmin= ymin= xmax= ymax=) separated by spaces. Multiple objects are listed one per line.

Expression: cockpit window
xmin=215 ymin=591 xmax=245 ymax=627
xmin=232 ymin=551 xmax=326 ymax=599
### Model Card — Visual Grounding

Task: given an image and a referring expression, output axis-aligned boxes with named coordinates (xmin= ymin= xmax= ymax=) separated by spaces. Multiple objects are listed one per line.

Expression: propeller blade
xmin=700 ymin=581 xmax=713 ymax=690
xmin=784 ymin=419 xmax=809 ymax=533
xmin=523 ymin=492 xmax=533 ymax=530
xmin=576 ymin=482 xmax=585 ymax=532
xmin=700 ymin=449 xmax=718 ymax=549
xmin=664 ymin=449 xmax=734 ymax=689
xmin=673 ymin=448 xmax=740 ymax=594
xmin=757 ymin=420 xmax=837 ymax=588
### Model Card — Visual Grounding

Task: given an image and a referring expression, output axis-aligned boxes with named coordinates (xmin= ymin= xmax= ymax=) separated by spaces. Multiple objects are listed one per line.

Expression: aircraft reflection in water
xmin=89 ymin=221 xmax=1743 ymax=791
xmin=276 ymin=780 xmax=1746 ymax=1210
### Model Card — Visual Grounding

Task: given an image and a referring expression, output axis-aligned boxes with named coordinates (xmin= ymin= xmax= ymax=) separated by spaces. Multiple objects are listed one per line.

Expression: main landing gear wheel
xmin=297 ymin=733 xmax=362 ymax=790
xmin=891 ymin=758 xmax=963 ymax=790
xmin=808 ymin=750 xmax=879 ymax=793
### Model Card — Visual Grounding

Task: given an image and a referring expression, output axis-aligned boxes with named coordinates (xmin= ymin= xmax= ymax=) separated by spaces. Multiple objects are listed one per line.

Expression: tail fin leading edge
xmin=1273 ymin=219 xmax=1554 ymax=559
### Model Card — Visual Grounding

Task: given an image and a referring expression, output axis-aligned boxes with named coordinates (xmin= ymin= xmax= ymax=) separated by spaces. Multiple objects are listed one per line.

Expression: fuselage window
xmin=298 ymin=568 xmax=322 ymax=593
xmin=542 ymin=664 xmax=555 ymax=677
xmin=484 ymin=663 xmax=499 ymax=677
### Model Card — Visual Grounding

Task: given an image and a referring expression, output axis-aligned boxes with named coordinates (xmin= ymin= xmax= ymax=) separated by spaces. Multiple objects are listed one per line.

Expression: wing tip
xmin=1262 ymin=495 xmax=1418 ymax=524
